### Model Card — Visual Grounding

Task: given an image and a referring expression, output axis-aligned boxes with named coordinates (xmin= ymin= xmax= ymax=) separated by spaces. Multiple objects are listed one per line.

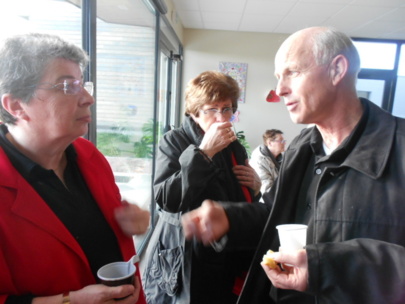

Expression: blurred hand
xmin=233 ymin=159 xmax=262 ymax=196
xmin=199 ymin=122 xmax=236 ymax=158
xmin=261 ymin=249 xmax=308 ymax=292
xmin=69 ymin=277 xmax=142 ymax=303
xmin=181 ymin=199 xmax=229 ymax=245
xmin=115 ymin=201 xmax=150 ymax=236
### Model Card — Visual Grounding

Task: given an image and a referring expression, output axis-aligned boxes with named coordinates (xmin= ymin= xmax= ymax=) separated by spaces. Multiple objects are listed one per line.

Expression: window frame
xmin=353 ymin=37 xmax=404 ymax=113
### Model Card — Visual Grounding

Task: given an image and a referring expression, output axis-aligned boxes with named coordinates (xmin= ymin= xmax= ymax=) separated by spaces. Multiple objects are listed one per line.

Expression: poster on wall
xmin=219 ymin=61 xmax=248 ymax=103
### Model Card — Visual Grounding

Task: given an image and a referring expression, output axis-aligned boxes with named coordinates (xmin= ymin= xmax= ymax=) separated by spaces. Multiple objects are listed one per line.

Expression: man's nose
xmin=276 ymin=78 xmax=288 ymax=97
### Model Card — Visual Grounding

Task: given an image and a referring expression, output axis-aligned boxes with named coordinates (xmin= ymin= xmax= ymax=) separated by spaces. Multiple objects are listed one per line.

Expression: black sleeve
xmin=307 ymin=239 xmax=405 ymax=303
xmin=221 ymin=201 xmax=270 ymax=250
xmin=6 ymin=295 xmax=35 ymax=304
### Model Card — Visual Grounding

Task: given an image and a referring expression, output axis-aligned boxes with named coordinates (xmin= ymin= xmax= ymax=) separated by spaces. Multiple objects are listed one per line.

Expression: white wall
xmin=182 ymin=29 xmax=306 ymax=153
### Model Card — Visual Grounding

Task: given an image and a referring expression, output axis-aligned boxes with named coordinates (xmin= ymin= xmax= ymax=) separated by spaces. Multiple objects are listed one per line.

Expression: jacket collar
xmin=302 ymin=98 xmax=396 ymax=179
xmin=0 ymin=147 xmax=86 ymax=255
xmin=259 ymin=144 xmax=281 ymax=170
xmin=182 ymin=115 xmax=204 ymax=144
xmin=341 ymin=99 xmax=395 ymax=179
xmin=0 ymin=140 xmax=93 ymax=262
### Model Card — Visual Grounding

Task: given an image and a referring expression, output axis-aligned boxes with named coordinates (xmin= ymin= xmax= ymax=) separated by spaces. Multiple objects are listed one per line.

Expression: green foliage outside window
xmin=133 ymin=122 xmax=153 ymax=158
xmin=98 ymin=122 xmax=250 ymax=159
xmin=97 ymin=120 xmax=161 ymax=159
xmin=97 ymin=127 xmax=131 ymax=156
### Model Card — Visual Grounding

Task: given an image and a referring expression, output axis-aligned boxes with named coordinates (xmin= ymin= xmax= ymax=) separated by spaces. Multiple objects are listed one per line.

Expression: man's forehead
xmin=275 ymin=42 xmax=314 ymax=70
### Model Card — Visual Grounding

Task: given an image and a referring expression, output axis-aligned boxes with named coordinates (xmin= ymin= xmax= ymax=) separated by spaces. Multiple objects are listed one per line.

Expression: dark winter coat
xmin=223 ymin=99 xmax=405 ymax=304
xmin=142 ymin=116 xmax=268 ymax=304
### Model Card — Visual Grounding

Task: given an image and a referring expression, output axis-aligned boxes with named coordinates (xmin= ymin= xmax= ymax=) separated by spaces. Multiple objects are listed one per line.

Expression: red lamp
xmin=266 ymin=90 xmax=280 ymax=102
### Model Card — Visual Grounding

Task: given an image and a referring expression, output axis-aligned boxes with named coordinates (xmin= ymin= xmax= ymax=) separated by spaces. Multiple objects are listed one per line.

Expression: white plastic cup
xmin=276 ymin=224 xmax=308 ymax=251
xmin=97 ymin=261 xmax=136 ymax=287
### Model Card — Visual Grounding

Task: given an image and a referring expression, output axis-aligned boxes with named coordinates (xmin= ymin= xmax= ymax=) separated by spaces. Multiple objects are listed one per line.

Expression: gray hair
xmin=0 ymin=33 xmax=89 ymax=124
xmin=311 ymin=27 xmax=361 ymax=79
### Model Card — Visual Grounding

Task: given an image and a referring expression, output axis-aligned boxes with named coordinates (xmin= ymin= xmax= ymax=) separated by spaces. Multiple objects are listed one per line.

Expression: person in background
xmin=249 ymin=129 xmax=285 ymax=197
xmin=142 ymin=70 xmax=263 ymax=304
xmin=181 ymin=26 xmax=405 ymax=303
xmin=0 ymin=33 xmax=150 ymax=304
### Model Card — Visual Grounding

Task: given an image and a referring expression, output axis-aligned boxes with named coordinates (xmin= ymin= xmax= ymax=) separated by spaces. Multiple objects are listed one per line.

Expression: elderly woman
xmin=0 ymin=33 xmax=149 ymax=304
xmin=142 ymin=71 xmax=262 ymax=304
xmin=250 ymin=129 xmax=286 ymax=197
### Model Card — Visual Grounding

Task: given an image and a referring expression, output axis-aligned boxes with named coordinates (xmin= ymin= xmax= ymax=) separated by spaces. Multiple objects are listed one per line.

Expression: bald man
xmin=182 ymin=27 xmax=405 ymax=304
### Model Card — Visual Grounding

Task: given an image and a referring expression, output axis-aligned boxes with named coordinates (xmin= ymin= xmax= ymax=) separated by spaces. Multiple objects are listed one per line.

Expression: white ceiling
xmin=171 ymin=0 xmax=405 ymax=40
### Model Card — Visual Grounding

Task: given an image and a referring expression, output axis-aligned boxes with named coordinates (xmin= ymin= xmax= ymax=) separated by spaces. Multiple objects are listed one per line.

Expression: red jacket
xmin=0 ymin=137 xmax=146 ymax=303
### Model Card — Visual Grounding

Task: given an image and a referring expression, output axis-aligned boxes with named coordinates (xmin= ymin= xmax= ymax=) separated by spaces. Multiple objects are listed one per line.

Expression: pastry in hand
xmin=262 ymin=250 xmax=278 ymax=269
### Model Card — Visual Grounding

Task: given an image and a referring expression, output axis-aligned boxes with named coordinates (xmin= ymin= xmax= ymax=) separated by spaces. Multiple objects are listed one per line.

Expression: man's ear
xmin=329 ymin=54 xmax=348 ymax=86
xmin=1 ymin=94 xmax=28 ymax=120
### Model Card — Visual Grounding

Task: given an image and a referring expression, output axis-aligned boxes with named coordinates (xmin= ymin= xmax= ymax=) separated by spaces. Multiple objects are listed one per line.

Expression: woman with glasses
xmin=250 ymin=129 xmax=286 ymax=198
xmin=0 ymin=33 xmax=148 ymax=304
xmin=142 ymin=70 xmax=263 ymax=304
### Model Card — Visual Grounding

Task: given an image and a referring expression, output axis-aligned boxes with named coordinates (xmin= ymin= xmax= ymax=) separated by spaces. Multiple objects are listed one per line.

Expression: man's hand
xmin=115 ymin=201 xmax=150 ymax=236
xmin=181 ymin=200 xmax=230 ymax=245
xmin=261 ymin=249 xmax=309 ymax=292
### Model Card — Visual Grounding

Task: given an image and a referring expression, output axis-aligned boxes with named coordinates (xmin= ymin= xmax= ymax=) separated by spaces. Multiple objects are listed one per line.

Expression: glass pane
xmin=398 ymin=44 xmax=405 ymax=77
xmin=96 ymin=0 xmax=156 ymax=248
xmin=354 ymin=41 xmax=397 ymax=70
xmin=356 ymin=79 xmax=385 ymax=108
xmin=392 ymin=44 xmax=405 ymax=118
xmin=392 ymin=76 xmax=405 ymax=118
xmin=0 ymin=0 xmax=81 ymax=125
xmin=157 ymin=51 xmax=169 ymax=136
xmin=0 ymin=0 xmax=81 ymax=46
xmin=170 ymin=60 xmax=180 ymax=128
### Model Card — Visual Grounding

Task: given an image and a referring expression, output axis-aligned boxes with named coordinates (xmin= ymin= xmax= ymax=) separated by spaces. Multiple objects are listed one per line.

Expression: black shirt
xmin=0 ymin=125 xmax=123 ymax=302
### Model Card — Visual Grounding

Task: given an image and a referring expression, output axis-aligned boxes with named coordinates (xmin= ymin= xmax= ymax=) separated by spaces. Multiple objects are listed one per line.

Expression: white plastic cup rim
xmin=97 ymin=261 xmax=136 ymax=281
xmin=276 ymin=224 xmax=308 ymax=231
xmin=276 ymin=224 xmax=308 ymax=251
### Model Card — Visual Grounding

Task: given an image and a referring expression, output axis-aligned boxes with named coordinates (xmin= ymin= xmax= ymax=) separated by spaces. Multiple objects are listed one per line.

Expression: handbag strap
xmin=158 ymin=209 xmax=182 ymax=227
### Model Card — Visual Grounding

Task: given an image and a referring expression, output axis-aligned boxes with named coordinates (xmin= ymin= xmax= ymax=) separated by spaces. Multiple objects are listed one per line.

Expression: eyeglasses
xmin=200 ymin=107 xmax=235 ymax=116
xmin=272 ymin=139 xmax=287 ymax=144
xmin=35 ymin=79 xmax=94 ymax=96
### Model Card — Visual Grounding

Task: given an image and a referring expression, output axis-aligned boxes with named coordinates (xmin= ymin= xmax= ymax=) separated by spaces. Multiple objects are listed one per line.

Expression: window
xmin=356 ymin=79 xmax=385 ymax=107
xmin=354 ymin=39 xmax=404 ymax=114
xmin=0 ymin=0 xmax=81 ymax=44
xmin=157 ymin=15 xmax=183 ymax=135
xmin=392 ymin=44 xmax=405 ymax=118
xmin=95 ymin=0 xmax=157 ymax=250
xmin=354 ymin=41 xmax=397 ymax=70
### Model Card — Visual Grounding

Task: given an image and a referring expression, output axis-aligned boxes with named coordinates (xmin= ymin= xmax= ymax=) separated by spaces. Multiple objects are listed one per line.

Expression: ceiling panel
xmin=171 ymin=0 xmax=405 ymax=39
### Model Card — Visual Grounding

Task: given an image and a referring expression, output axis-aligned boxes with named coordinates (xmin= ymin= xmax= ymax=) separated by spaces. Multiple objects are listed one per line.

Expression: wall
xmin=164 ymin=0 xmax=183 ymax=43
xmin=182 ymin=28 xmax=307 ymax=153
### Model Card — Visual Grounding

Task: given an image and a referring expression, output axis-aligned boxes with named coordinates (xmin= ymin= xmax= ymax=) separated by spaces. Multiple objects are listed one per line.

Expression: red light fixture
xmin=266 ymin=90 xmax=280 ymax=102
